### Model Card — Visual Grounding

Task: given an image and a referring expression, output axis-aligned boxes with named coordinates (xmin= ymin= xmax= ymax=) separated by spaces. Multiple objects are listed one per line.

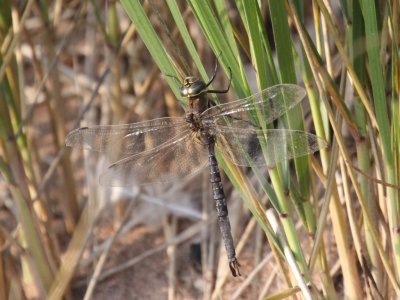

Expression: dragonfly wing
xmin=216 ymin=125 xmax=328 ymax=168
xmin=65 ymin=117 xmax=188 ymax=161
xmin=99 ymin=131 xmax=208 ymax=186
xmin=201 ymin=84 xmax=306 ymax=124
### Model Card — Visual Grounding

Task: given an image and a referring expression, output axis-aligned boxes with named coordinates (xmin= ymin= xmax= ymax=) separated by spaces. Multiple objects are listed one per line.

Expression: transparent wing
xmin=216 ymin=122 xmax=328 ymax=168
xmin=99 ymin=131 xmax=208 ymax=186
xmin=201 ymin=84 xmax=306 ymax=124
xmin=65 ymin=117 xmax=187 ymax=161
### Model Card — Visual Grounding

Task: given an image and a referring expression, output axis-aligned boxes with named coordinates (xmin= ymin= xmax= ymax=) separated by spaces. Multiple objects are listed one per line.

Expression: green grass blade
xmin=187 ymin=0 xmax=250 ymax=97
xmin=120 ymin=0 xmax=182 ymax=100
xmin=359 ymin=1 xmax=391 ymax=165
xmin=360 ymin=0 xmax=399 ymax=278
xmin=165 ymin=0 xmax=208 ymax=80
xmin=239 ymin=0 xmax=268 ymax=90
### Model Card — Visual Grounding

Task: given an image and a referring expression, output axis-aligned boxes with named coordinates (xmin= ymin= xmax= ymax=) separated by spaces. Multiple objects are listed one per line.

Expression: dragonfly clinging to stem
xmin=66 ymin=61 xmax=328 ymax=277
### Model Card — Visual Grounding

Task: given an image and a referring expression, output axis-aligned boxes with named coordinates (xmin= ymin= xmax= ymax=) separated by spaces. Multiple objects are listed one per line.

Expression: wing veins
xmin=201 ymin=84 xmax=306 ymax=125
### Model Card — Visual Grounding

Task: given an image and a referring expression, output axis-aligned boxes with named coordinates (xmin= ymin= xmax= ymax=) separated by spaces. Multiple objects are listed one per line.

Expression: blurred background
xmin=0 ymin=1 xmax=399 ymax=299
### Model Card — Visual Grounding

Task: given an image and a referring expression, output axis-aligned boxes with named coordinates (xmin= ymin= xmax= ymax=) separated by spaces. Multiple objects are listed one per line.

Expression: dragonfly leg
xmin=208 ymin=143 xmax=241 ymax=277
xmin=204 ymin=55 xmax=232 ymax=94
xmin=204 ymin=57 xmax=220 ymax=88
xmin=206 ymin=67 xmax=232 ymax=94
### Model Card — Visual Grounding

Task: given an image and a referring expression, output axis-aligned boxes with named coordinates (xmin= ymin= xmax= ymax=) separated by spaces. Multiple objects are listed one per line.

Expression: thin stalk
xmin=106 ymin=2 xmax=124 ymax=122
xmin=0 ymin=228 xmax=8 ymax=300
xmin=289 ymin=1 xmax=400 ymax=294
xmin=48 ymin=199 xmax=94 ymax=300
xmin=267 ymin=0 xmax=311 ymax=278
xmin=287 ymin=2 xmax=364 ymax=298
xmin=296 ymin=5 xmax=336 ymax=293
xmin=314 ymin=0 xmax=378 ymax=130
xmin=4 ymin=160 xmax=54 ymax=293
xmin=348 ymin=0 xmax=382 ymax=286
xmin=42 ymin=20 xmax=79 ymax=232
xmin=0 ymin=3 xmax=53 ymax=294
xmin=345 ymin=0 xmax=381 ymax=289
xmin=359 ymin=0 xmax=399 ymax=279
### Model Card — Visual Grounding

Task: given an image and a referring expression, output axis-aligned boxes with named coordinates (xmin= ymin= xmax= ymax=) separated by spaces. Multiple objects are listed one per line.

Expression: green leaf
xmin=120 ymin=0 xmax=182 ymax=100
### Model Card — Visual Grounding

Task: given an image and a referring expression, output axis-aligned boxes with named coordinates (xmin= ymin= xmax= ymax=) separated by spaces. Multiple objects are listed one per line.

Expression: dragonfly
xmin=65 ymin=63 xmax=328 ymax=277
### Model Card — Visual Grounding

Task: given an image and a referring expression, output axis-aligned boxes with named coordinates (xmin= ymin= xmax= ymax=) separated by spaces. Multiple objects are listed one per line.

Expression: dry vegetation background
xmin=0 ymin=0 xmax=399 ymax=300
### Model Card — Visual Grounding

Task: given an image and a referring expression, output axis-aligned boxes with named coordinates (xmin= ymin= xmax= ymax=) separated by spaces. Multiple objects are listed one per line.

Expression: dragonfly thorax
xmin=180 ymin=76 xmax=208 ymax=98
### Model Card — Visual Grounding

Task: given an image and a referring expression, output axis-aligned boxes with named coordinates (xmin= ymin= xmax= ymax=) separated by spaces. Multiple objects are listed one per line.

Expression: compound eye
xmin=189 ymin=81 xmax=207 ymax=96
xmin=180 ymin=77 xmax=207 ymax=97
xmin=180 ymin=86 xmax=188 ymax=97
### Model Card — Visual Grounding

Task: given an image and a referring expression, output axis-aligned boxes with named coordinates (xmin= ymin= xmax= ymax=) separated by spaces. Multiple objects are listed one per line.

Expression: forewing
xmin=201 ymin=84 xmax=306 ymax=124
xmin=65 ymin=117 xmax=187 ymax=161
xmin=99 ymin=131 xmax=208 ymax=186
xmin=216 ymin=124 xmax=328 ymax=168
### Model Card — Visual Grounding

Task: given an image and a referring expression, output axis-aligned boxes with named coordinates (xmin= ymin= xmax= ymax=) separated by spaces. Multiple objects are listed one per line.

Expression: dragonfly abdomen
xmin=207 ymin=143 xmax=241 ymax=276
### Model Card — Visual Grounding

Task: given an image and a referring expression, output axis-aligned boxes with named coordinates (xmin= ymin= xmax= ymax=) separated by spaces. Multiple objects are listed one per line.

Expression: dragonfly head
xmin=180 ymin=76 xmax=207 ymax=98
